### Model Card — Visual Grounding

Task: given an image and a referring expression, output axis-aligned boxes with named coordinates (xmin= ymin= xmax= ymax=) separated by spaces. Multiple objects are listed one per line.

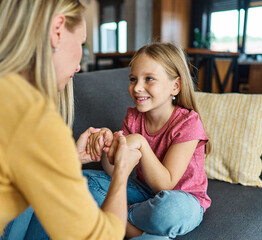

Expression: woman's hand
xmin=105 ymin=131 xmax=124 ymax=163
xmin=76 ymin=127 xmax=112 ymax=164
xmin=85 ymin=128 xmax=113 ymax=162
xmin=86 ymin=128 xmax=113 ymax=161
xmin=112 ymin=134 xmax=141 ymax=177
xmin=106 ymin=132 xmax=144 ymax=164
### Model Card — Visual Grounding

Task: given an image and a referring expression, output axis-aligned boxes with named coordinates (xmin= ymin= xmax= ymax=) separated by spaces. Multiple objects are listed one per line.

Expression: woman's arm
xmin=101 ymin=152 xmax=114 ymax=177
xmin=126 ymin=134 xmax=199 ymax=193
xmin=101 ymin=136 xmax=141 ymax=225
xmin=10 ymin=103 xmax=140 ymax=240
xmin=101 ymin=130 xmax=127 ymax=177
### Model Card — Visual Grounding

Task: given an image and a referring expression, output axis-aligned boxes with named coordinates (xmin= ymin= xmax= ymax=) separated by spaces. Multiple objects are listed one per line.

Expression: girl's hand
xmin=86 ymin=128 xmax=113 ymax=162
xmin=76 ymin=127 xmax=101 ymax=164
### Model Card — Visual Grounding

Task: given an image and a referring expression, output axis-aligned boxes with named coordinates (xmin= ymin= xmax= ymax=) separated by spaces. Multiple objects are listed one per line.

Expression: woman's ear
xmin=50 ymin=14 xmax=66 ymax=49
xmin=171 ymin=76 xmax=181 ymax=96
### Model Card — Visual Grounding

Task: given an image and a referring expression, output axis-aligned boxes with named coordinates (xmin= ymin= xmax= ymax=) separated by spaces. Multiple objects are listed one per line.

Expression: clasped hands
xmin=76 ymin=127 xmax=142 ymax=168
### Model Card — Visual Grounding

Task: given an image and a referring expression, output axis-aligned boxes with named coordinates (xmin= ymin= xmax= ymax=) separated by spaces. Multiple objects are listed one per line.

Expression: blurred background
xmin=81 ymin=0 xmax=262 ymax=94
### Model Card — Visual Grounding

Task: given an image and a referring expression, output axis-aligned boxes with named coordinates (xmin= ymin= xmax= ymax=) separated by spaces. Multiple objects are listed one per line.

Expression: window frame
xmin=98 ymin=0 xmax=124 ymax=53
xmin=209 ymin=0 xmax=262 ymax=56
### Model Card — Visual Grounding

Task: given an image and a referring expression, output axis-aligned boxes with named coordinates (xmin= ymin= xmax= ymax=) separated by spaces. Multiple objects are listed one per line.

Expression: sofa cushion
xmin=195 ymin=92 xmax=262 ymax=187
xmin=176 ymin=179 xmax=262 ymax=240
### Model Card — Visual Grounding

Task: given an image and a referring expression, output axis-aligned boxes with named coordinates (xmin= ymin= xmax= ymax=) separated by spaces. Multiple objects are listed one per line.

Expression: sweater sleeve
xmin=6 ymin=100 xmax=125 ymax=240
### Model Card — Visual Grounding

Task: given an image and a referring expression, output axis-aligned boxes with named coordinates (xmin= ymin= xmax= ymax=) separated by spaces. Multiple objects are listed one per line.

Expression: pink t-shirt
xmin=122 ymin=107 xmax=211 ymax=211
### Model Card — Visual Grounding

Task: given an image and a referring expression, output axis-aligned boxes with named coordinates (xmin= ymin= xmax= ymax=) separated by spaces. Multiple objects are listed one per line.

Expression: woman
xmin=0 ymin=1 xmax=141 ymax=239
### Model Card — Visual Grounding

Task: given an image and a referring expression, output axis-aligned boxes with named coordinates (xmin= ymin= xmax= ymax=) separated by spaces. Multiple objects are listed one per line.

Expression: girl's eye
xmin=146 ymin=77 xmax=153 ymax=82
xmin=129 ymin=77 xmax=136 ymax=82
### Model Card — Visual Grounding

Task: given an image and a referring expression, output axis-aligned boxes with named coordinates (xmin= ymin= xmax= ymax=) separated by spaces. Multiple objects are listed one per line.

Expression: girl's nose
xmin=134 ymin=80 xmax=144 ymax=92
xmin=75 ymin=65 xmax=81 ymax=73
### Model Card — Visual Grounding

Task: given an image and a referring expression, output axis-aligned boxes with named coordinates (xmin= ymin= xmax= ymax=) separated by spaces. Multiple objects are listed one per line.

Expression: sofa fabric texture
xmin=73 ymin=67 xmax=262 ymax=240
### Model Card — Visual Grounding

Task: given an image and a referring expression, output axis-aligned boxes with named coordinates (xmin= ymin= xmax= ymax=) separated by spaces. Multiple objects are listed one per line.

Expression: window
xmin=118 ymin=20 xmax=127 ymax=53
xmin=98 ymin=0 xmax=127 ymax=53
xmin=100 ymin=21 xmax=127 ymax=53
xmin=209 ymin=0 xmax=262 ymax=54
xmin=245 ymin=6 xmax=262 ymax=54
xmin=210 ymin=10 xmax=240 ymax=52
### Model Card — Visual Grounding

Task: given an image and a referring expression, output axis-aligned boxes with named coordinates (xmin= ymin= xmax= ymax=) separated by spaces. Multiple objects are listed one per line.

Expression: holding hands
xmin=77 ymin=127 xmax=142 ymax=174
xmin=76 ymin=127 xmax=113 ymax=163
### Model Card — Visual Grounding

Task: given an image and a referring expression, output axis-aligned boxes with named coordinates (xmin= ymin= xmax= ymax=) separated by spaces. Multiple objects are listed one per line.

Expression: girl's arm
xmin=126 ymin=134 xmax=199 ymax=193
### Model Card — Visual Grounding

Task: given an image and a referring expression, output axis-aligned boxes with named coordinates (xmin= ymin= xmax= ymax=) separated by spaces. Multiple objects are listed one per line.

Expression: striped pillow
xmin=195 ymin=92 xmax=262 ymax=187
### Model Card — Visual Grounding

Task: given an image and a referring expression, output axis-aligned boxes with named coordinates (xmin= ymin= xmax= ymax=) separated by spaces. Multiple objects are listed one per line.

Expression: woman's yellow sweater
xmin=0 ymin=73 xmax=124 ymax=240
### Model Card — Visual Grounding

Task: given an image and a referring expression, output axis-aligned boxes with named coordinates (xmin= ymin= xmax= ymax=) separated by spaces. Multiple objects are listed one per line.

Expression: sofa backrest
xmin=73 ymin=67 xmax=134 ymax=141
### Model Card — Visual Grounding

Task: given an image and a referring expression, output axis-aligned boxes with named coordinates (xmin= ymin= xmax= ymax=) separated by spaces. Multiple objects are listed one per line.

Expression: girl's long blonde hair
xmin=130 ymin=42 xmax=211 ymax=152
xmin=0 ymin=0 xmax=85 ymax=127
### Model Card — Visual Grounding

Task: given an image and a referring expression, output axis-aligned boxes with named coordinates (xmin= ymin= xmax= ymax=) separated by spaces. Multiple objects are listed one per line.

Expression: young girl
xmin=84 ymin=42 xmax=211 ymax=239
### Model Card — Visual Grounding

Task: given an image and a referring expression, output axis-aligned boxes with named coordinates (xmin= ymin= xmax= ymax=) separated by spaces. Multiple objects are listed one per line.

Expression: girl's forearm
xmin=139 ymin=139 xmax=174 ymax=192
xmin=139 ymin=139 xmax=198 ymax=193
xmin=125 ymin=134 xmax=174 ymax=192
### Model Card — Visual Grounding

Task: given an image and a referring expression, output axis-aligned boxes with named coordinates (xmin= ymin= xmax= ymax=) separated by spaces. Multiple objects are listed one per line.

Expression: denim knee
xmin=128 ymin=190 xmax=203 ymax=238
xmin=82 ymin=170 xmax=111 ymax=207
xmin=126 ymin=176 xmax=155 ymax=205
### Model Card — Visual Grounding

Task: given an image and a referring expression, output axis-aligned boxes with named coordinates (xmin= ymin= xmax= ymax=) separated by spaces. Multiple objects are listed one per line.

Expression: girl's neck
xmin=145 ymin=105 xmax=176 ymax=134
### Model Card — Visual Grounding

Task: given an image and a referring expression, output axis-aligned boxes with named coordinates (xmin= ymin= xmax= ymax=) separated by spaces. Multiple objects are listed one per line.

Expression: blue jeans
xmin=0 ymin=207 xmax=49 ymax=240
xmin=1 ymin=170 xmax=203 ymax=240
xmin=83 ymin=169 xmax=204 ymax=239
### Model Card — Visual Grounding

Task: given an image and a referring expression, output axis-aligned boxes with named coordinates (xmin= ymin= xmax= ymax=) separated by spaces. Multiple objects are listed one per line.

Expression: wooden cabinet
xmin=238 ymin=63 xmax=262 ymax=94
xmin=248 ymin=64 xmax=262 ymax=94
xmin=152 ymin=0 xmax=192 ymax=49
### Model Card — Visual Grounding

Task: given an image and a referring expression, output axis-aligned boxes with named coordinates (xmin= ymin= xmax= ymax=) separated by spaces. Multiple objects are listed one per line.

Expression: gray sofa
xmin=73 ymin=67 xmax=262 ymax=240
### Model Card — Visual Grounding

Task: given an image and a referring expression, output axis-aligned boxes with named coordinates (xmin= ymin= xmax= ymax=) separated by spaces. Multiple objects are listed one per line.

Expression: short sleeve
xmin=172 ymin=110 xmax=208 ymax=147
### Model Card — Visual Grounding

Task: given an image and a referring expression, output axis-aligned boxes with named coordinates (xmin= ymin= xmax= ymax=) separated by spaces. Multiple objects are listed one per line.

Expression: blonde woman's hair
xmin=0 ymin=0 xmax=85 ymax=127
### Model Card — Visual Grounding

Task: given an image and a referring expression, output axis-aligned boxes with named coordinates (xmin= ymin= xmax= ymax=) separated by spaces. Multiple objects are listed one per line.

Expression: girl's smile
xmin=134 ymin=95 xmax=150 ymax=104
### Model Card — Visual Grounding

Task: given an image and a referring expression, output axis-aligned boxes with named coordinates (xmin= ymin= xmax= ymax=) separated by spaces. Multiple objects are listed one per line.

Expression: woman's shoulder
xmin=0 ymin=73 xmax=51 ymax=109
xmin=0 ymin=73 xmax=59 ymax=144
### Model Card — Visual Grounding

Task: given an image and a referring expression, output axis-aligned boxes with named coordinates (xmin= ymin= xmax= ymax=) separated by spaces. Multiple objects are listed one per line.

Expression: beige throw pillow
xmin=195 ymin=92 xmax=262 ymax=187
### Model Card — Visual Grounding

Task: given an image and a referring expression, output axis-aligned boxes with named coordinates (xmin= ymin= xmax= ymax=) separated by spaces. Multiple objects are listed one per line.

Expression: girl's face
xmin=52 ymin=18 xmax=86 ymax=92
xmin=128 ymin=54 xmax=180 ymax=115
